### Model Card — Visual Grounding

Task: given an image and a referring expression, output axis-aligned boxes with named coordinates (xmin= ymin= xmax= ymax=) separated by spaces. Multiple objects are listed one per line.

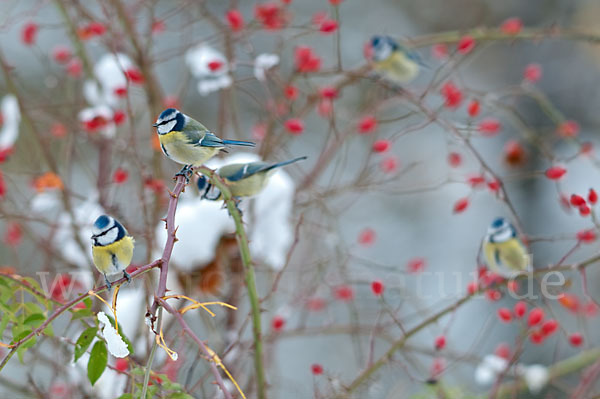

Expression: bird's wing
xmin=196 ymin=132 xmax=226 ymax=148
xmin=498 ymin=240 xmax=529 ymax=272
xmin=219 ymin=162 xmax=271 ymax=182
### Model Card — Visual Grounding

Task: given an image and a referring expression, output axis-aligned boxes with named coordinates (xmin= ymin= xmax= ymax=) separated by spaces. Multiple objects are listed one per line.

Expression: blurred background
xmin=1 ymin=0 xmax=600 ymax=398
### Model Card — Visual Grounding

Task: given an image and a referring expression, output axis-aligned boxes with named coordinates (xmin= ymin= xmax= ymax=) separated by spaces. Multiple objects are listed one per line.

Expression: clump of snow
xmin=254 ymin=53 xmax=279 ymax=81
xmin=185 ymin=44 xmax=232 ymax=96
xmin=0 ymin=94 xmax=20 ymax=151
xmin=475 ymin=354 xmax=550 ymax=394
xmin=97 ymin=312 xmax=129 ymax=358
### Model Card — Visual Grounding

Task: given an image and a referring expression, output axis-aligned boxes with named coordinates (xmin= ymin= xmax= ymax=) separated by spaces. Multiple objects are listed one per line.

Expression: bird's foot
xmin=174 ymin=165 xmax=193 ymax=183
xmin=104 ymin=275 xmax=112 ymax=291
xmin=123 ymin=270 xmax=132 ymax=284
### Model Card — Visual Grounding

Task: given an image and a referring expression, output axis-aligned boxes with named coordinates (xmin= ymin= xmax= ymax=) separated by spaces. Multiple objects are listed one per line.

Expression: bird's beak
xmin=152 ymin=123 xmax=159 ymax=127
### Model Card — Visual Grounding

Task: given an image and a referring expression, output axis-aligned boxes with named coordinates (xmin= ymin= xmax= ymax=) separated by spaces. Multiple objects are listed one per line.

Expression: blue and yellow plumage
xmin=483 ymin=217 xmax=530 ymax=278
xmin=153 ymin=108 xmax=255 ymax=175
xmin=370 ymin=35 xmax=422 ymax=84
xmin=91 ymin=215 xmax=135 ymax=290
xmin=197 ymin=156 xmax=307 ymax=201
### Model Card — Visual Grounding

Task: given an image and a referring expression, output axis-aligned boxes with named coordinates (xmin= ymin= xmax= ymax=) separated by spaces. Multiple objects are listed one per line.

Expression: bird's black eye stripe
xmin=92 ymin=225 xmax=117 ymax=239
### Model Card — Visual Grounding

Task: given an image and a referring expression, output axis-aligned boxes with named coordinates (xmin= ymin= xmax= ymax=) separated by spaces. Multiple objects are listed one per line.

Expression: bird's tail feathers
xmin=222 ymin=139 xmax=256 ymax=147
xmin=265 ymin=156 xmax=308 ymax=172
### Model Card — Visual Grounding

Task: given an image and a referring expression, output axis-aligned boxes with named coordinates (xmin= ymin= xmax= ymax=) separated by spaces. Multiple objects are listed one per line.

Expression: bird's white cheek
xmin=158 ymin=120 xmax=177 ymax=134
xmin=97 ymin=228 xmax=118 ymax=246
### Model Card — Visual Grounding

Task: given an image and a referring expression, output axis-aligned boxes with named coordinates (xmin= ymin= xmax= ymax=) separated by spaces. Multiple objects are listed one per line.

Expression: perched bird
xmin=91 ymin=215 xmax=135 ymax=290
xmin=153 ymin=108 xmax=255 ymax=177
xmin=483 ymin=217 xmax=530 ymax=278
xmin=369 ymin=35 xmax=422 ymax=84
xmin=197 ymin=156 xmax=307 ymax=200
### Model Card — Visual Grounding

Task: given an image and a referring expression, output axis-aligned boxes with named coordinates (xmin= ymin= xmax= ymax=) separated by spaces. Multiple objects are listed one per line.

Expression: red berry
xmin=306 ymin=297 xmax=326 ymax=311
xmin=457 ymin=35 xmax=475 ymax=54
xmin=576 ymin=229 xmax=596 ymax=243
xmin=448 ymin=152 xmax=462 ymax=167
xmin=504 ymin=140 xmax=526 ymax=166
xmin=467 ymin=175 xmax=485 ymax=188
xmin=333 ymin=285 xmax=354 ymax=302
xmin=589 ymin=189 xmax=598 ymax=204
xmin=4 ymin=222 xmax=22 ymax=247
xmin=113 ymin=168 xmax=129 ymax=184
xmin=372 ymin=140 xmax=390 ymax=153
xmin=66 ymin=58 xmax=83 ymax=78
xmin=358 ymin=116 xmax=377 ymax=134
xmin=284 ymin=118 xmax=304 ymax=135
xmin=295 ymin=46 xmax=321 ymax=73
xmin=530 ymin=330 xmax=544 ymax=345
xmin=477 ymin=118 xmax=501 ymax=136
xmin=467 ymin=100 xmax=480 ymax=117
xmin=271 ymin=316 xmax=285 ymax=331
xmin=21 ymin=22 xmax=38 ymax=45
xmin=113 ymin=110 xmax=126 ymax=125
xmin=453 ymin=197 xmax=469 ymax=213
xmin=431 ymin=44 xmax=448 ymax=60
xmin=558 ymin=293 xmax=580 ymax=312
xmin=434 ymin=335 xmax=446 ymax=350
xmin=500 ymin=17 xmax=523 ymax=35
xmin=311 ymin=364 xmax=323 ymax=375
xmin=523 ymin=63 xmax=542 ymax=83
xmin=485 ymin=289 xmax=502 ymax=302
xmin=467 ymin=281 xmax=478 ymax=295
xmin=580 ymin=204 xmax=591 ymax=216
xmin=319 ymin=86 xmax=338 ymax=99
xmin=541 ymin=319 xmax=559 ymax=336
xmin=441 ymin=82 xmax=462 ymax=108
xmin=125 ymin=68 xmax=145 ymax=84
xmin=371 ymin=280 xmax=384 ymax=296
xmin=380 ymin=156 xmax=399 ymax=173
xmin=570 ymin=194 xmax=586 ymax=206
xmin=487 ymin=179 xmax=501 ymax=192
xmin=557 ymin=120 xmax=579 ymax=138
xmin=357 ymin=228 xmax=376 ymax=246
xmin=497 ymin=308 xmax=512 ymax=323
xmin=407 ymin=257 xmax=426 ymax=273
xmin=115 ymin=358 xmax=128 ymax=372
xmin=545 ymin=166 xmax=567 ymax=180
xmin=514 ymin=301 xmax=527 ymax=318
xmin=51 ymin=123 xmax=67 ymax=138
xmin=528 ymin=308 xmax=544 ymax=326
xmin=495 ymin=343 xmax=511 ymax=359
xmin=319 ymin=19 xmax=338 ymax=34
xmin=52 ymin=45 xmax=72 ymax=64
xmin=569 ymin=332 xmax=583 ymax=347
xmin=284 ymin=85 xmax=299 ymax=101
xmin=226 ymin=9 xmax=245 ymax=31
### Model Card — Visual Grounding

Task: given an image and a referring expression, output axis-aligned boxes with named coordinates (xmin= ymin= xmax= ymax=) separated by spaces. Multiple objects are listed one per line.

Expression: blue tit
xmin=197 ymin=156 xmax=307 ymax=200
xmin=153 ymin=108 xmax=256 ymax=176
xmin=91 ymin=215 xmax=135 ymax=290
xmin=370 ymin=35 xmax=422 ymax=84
xmin=483 ymin=217 xmax=530 ymax=278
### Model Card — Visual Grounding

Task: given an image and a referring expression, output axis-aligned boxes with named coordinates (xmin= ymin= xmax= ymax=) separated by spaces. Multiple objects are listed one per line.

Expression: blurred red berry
xmin=434 ymin=335 xmax=446 ymax=350
xmin=125 ymin=68 xmax=144 ymax=84
xmin=453 ymin=197 xmax=469 ymax=213
xmin=467 ymin=100 xmax=480 ymax=117
xmin=500 ymin=17 xmax=523 ymax=35
xmin=113 ymin=168 xmax=128 ymax=184
xmin=528 ymin=308 xmax=544 ymax=326
xmin=457 ymin=35 xmax=475 ymax=54
xmin=226 ymin=9 xmax=245 ymax=31
xmin=319 ymin=19 xmax=338 ymax=34
xmin=541 ymin=319 xmax=558 ymax=336
xmin=319 ymin=86 xmax=338 ymax=99
xmin=329 ymin=0 xmax=343 ymax=4
xmin=497 ymin=308 xmax=512 ymax=323
xmin=430 ymin=358 xmax=446 ymax=378
xmin=252 ymin=123 xmax=267 ymax=141
xmin=577 ymin=229 xmax=596 ymax=243
xmin=66 ymin=58 xmax=82 ymax=78
xmin=583 ymin=301 xmax=599 ymax=317
xmin=114 ymin=86 xmax=128 ymax=97
xmin=523 ymin=63 xmax=542 ymax=83
xmin=0 ymin=171 xmax=5 ymax=198
xmin=52 ymin=45 xmax=72 ymax=64
xmin=358 ymin=115 xmax=377 ymax=134
xmin=487 ymin=179 xmax=500 ymax=192
xmin=448 ymin=152 xmax=462 ymax=167
xmin=514 ymin=301 xmax=527 ymax=318
xmin=115 ymin=358 xmax=128 ymax=372
xmin=151 ymin=20 xmax=165 ymax=34
xmin=407 ymin=257 xmax=426 ymax=274
xmin=579 ymin=204 xmax=591 ymax=216
xmin=372 ymin=139 xmax=390 ymax=153
xmin=485 ymin=289 xmax=502 ymax=301
xmin=317 ymin=99 xmax=333 ymax=118
xmin=306 ymin=297 xmax=326 ymax=312
xmin=51 ymin=123 xmax=67 ymax=138
xmin=478 ymin=118 xmax=501 ymax=136
xmin=467 ymin=281 xmax=478 ymax=295
xmin=467 ymin=175 xmax=485 ymax=188
xmin=581 ymin=142 xmax=594 ymax=155
xmin=78 ymin=22 xmax=106 ymax=39
xmin=380 ymin=156 xmax=399 ymax=173
xmin=569 ymin=332 xmax=583 ymax=347
xmin=530 ymin=330 xmax=544 ymax=345
xmin=441 ymin=82 xmax=462 ymax=108
xmin=495 ymin=343 xmax=511 ymax=359
xmin=557 ymin=120 xmax=579 ymax=138
xmin=255 ymin=3 xmax=288 ymax=30
xmin=431 ymin=43 xmax=448 ymax=60
xmin=570 ymin=194 xmax=586 ymax=206
xmin=371 ymin=280 xmax=384 ymax=296
xmin=504 ymin=140 xmax=526 ymax=166
xmin=113 ymin=110 xmax=126 ymax=125
xmin=271 ymin=316 xmax=285 ymax=331
xmin=334 ymin=285 xmax=354 ymax=302
xmin=285 ymin=118 xmax=304 ymax=135
xmin=312 ymin=11 xmax=328 ymax=25
xmin=358 ymin=228 xmax=376 ymax=246
xmin=545 ymin=166 xmax=566 ymax=180
xmin=558 ymin=293 xmax=580 ymax=312
xmin=589 ymin=188 xmax=598 ymax=204
xmin=295 ymin=46 xmax=321 ymax=73
xmin=284 ymin=85 xmax=299 ymax=101
xmin=311 ymin=364 xmax=323 ymax=375
xmin=21 ymin=22 xmax=38 ymax=45
xmin=4 ymin=222 xmax=22 ymax=247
